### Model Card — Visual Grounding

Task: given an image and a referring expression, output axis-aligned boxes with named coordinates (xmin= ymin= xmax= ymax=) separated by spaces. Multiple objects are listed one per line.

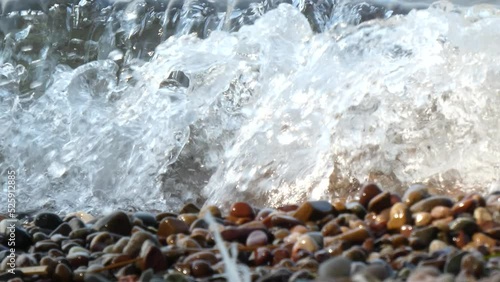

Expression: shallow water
xmin=1 ymin=0 xmax=499 ymax=214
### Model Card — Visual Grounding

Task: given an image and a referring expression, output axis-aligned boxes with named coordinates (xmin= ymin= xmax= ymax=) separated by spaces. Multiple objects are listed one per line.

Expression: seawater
xmin=1 ymin=0 xmax=499 ymax=214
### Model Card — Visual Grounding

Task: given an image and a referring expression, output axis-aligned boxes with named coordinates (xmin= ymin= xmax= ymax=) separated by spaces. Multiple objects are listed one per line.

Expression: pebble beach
xmin=1 ymin=183 xmax=500 ymax=282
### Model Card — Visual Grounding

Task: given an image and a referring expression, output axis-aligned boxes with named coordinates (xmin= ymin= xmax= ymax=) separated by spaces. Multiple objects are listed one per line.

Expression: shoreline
xmin=1 ymin=183 xmax=500 ymax=281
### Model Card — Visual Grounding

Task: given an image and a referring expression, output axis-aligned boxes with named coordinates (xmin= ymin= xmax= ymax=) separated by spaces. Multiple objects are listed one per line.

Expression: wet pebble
xmin=387 ymin=202 xmax=410 ymax=231
xmin=410 ymin=196 xmax=454 ymax=213
xmin=93 ymin=211 xmax=132 ymax=236
xmin=359 ymin=183 xmax=382 ymax=208
xmin=318 ymin=256 xmax=352 ymax=279
xmin=157 ymin=218 xmax=189 ymax=238
xmin=368 ymin=191 xmax=392 ymax=213
xmin=34 ymin=213 xmax=63 ymax=231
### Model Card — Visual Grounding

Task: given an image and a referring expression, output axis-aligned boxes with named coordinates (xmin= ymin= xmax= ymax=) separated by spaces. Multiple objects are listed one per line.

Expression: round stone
xmin=402 ymin=184 xmax=430 ymax=207
xmin=429 ymin=239 xmax=448 ymax=253
xmin=410 ymin=196 xmax=454 ymax=213
xmin=133 ymin=212 xmax=158 ymax=228
xmin=359 ymin=183 xmax=382 ymax=208
xmin=89 ymin=232 xmax=114 ymax=252
xmin=460 ymin=253 xmax=485 ymax=278
xmin=123 ymin=231 xmax=158 ymax=257
xmin=292 ymin=234 xmax=320 ymax=254
xmin=318 ymin=256 xmax=352 ymax=279
xmin=411 ymin=226 xmax=438 ymax=246
xmin=321 ymin=220 xmax=341 ymax=237
xmin=294 ymin=201 xmax=333 ymax=222
xmin=452 ymin=198 xmax=477 ymax=215
xmin=449 ymin=217 xmax=478 ymax=235
xmin=183 ymin=251 xmax=218 ymax=265
xmin=387 ymin=203 xmax=410 ymax=231
xmin=190 ymin=260 xmax=213 ymax=278
xmin=34 ymin=213 xmax=63 ymax=230
xmin=368 ymin=191 xmax=392 ymax=213
xmin=53 ymin=263 xmax=72 ymax=282
xmin=138 ymin=243 xmax=167 ymax=271
xmin=414 ymin=212 xmax=432 ymax=227
xmin=92 ymin=211 xmax=132 ymax=236
xmin=474 ymin=207 xmax=493 ymax=225
xmin=179 ymin=203 xmax=200 ymax=214
xmin=431 ymin=206 xmax=453 ymax=219
xmin=246 ymin=230 xmax=268 ymax=247
xmin=157 ymin=218 xmax=189 ymax=238
xmin=230 ymin=202 xmax=255 ymax=218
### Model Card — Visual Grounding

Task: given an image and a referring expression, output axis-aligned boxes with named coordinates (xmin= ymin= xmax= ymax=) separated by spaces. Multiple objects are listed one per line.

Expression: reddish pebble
xmin=272 ymin=248 xmax=291 ymax=265
xmin=190 ymin=260 xmax=214 ymax=278
xmin=254 ymin=247 xmax=272 ymax=266
xmin=368 ymin=192 xmax=392 ymax=213
xmin=359 ymin=183 xmax=383 ymax=208
xmin=230 ymin=202 xmax=255 ymax=218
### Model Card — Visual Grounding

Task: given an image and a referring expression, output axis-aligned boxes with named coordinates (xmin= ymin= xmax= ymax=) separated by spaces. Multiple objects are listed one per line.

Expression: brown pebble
xmin=265 ymin=214 xmax=303 ymax=228
xmin=180 ymin=203 xmax=200 ymax=214
xmin=325 ymin=227 xmax=370 ymax=245
xmin=272 ymin=248 xmax=291 ymax=265
xmin=432 ymin=216 xmax=453 ymax=232
xmin=92 ymin=211 xmax=132 ymax=236
xmin=431 ymin=206 xmax=453 ymax=219
xmin=294 ymin=201 xmax=333 ymax=222
xmin=254 ymin=247 xmax=273 ymax=265
xmin=461 ymin=253 xmax=485 ymax=278
xmin=321 ymin=220 xmax=342 ymax=237
xmin=474 ymin=207 xmax=493 ymax=225
xmin=293 ymin=234 xmax=320 ymax=256
xmin=230 ymin=202 xmax=255 ymax=218
xmin=453 ymin=230 xmax=470 ymax=249
xmin=413 ymin=212 xmax=432 ymax=227
xmin=368 ymin=191 xmax=392 ymax=213
xmin=123 ymin=231 xmax=158 ymax=257
xmin=410 ymin=196 xmax=454 ymax=213
xmin=402 ymin=184 xmax=430 ymax=207
xmin=387 ymin=203 xmax=410 ymax=231
xmin=184 ymin=251 xmax=218 ymax=265
xmin=53 ymin=263 xmax=72 ymax=282
xmin=138 ymin=241 xmax=167 ymax=271
xmin=359 ymin=183 xmax=382 ymax=208
xmin=452 ymin=198 xmax=477 ymax=215
xmin=190 ymin=260 xmax=214 ymax=278
xmin=157 ymin=218 xmax=189 ymax=238
xmin=472 ymin=233 xmax=497 ymax=250
xmin=199 ymin=205 xmax=222 ymax=219
xmin=177 ymin=213 xmax=198 ymax=227
xmin=89 ymin=232 xmax=114 ymax=252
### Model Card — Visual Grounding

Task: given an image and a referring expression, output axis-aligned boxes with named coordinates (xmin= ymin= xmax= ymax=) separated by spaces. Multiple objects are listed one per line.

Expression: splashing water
xmin=1 ymin=1 xmax=500 ymax=213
